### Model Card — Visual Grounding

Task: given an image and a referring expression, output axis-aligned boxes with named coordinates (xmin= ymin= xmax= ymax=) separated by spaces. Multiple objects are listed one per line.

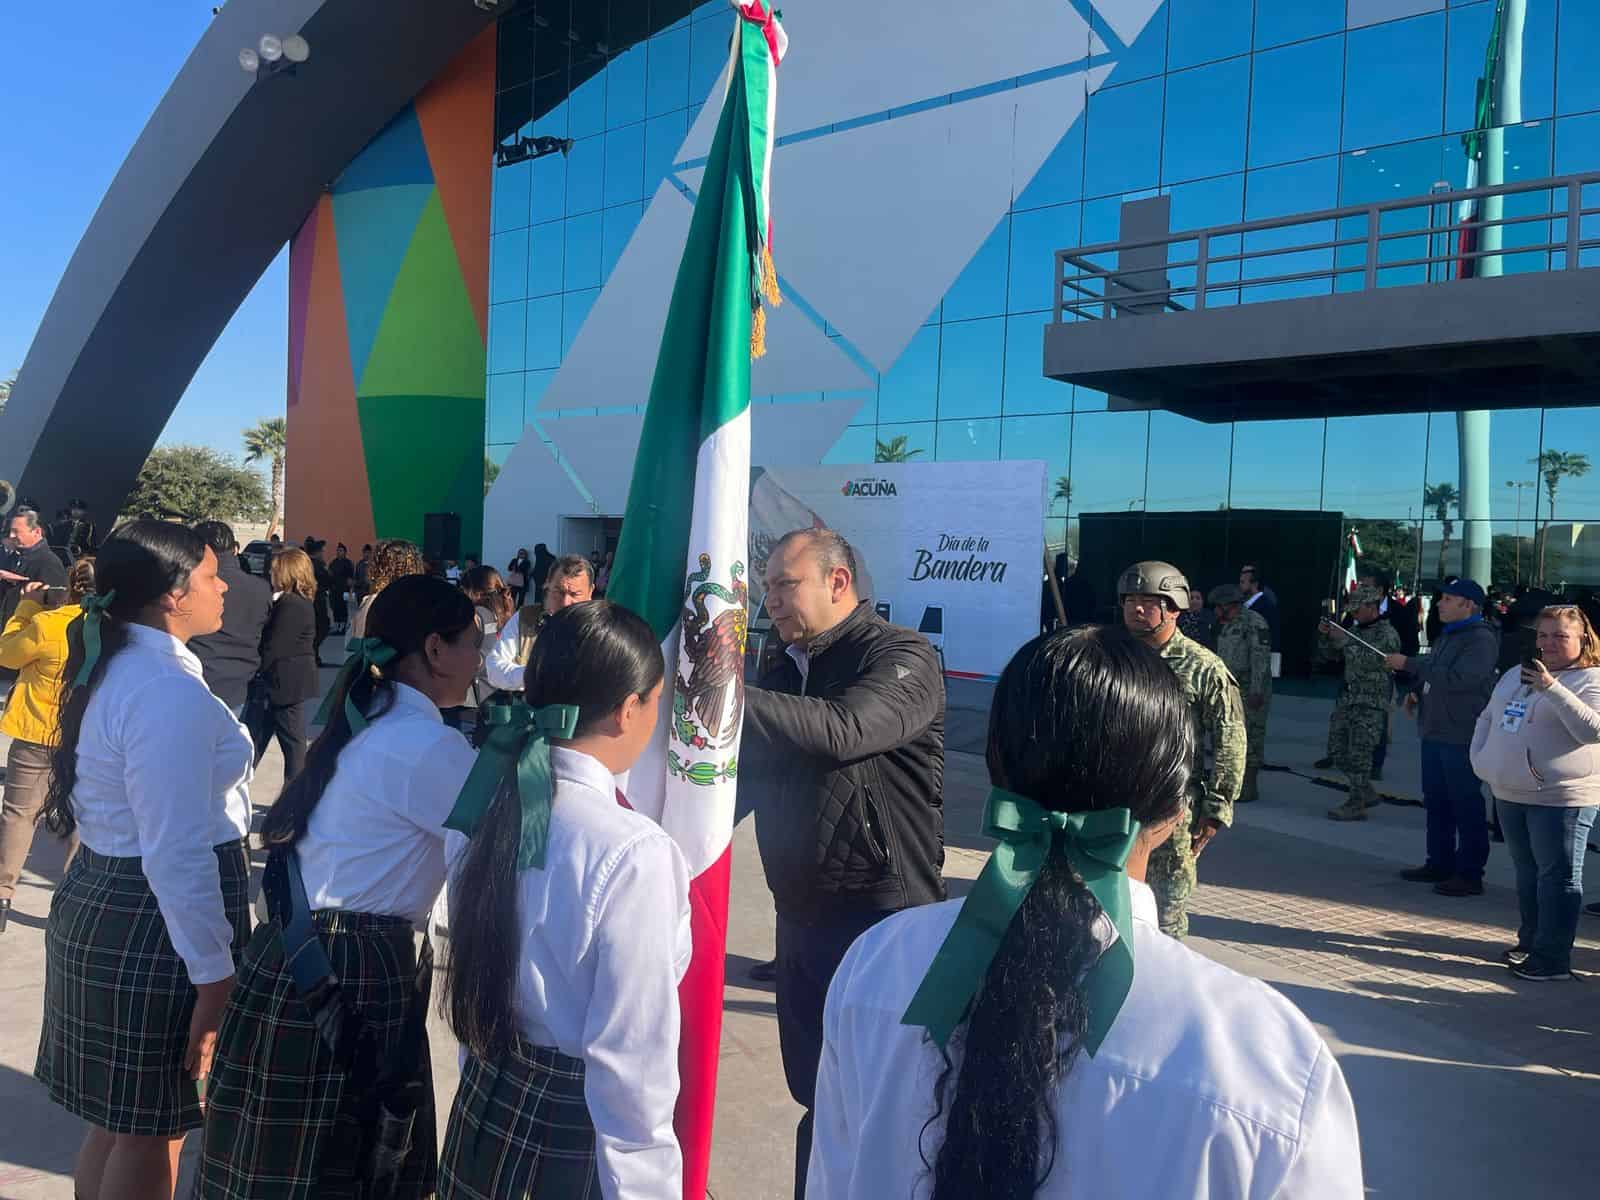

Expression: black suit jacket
xmin=191 ymin=558 xmax=273 ymax=707
xmin=261 ymin=593 xmax=321 ymax=705
xmin=0 ymin=540 xmax=68 ymax=626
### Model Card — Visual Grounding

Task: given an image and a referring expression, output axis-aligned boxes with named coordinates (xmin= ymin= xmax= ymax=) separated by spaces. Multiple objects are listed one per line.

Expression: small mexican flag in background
xmin=605 ymin=3 xmax=786 ymax=1195
xmin=1343 ymin=530 xmax=1362 ymax=595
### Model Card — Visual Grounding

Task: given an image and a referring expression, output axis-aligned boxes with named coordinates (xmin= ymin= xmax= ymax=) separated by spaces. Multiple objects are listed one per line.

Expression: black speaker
xmin=423 ymin=512 xmax=461 ymax=563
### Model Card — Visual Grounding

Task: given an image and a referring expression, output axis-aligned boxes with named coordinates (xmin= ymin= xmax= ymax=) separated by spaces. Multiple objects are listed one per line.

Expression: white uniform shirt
xmin=809 ymin=879 xmax=1363 ymax=1200
xmin=71 ymin=623 xmax=254 ymax=984
xmin=298 ymin=682 xmax=477 ymax=922
xmin=446 ymin=747 xmax=694 ymax=1200
xmin=483 ymin=609 xmax=529 ymax=691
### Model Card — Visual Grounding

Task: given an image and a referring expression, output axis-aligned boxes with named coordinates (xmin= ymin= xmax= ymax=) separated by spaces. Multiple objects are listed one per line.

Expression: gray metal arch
xmin=0 ymin=0 xmax=495 ymax=522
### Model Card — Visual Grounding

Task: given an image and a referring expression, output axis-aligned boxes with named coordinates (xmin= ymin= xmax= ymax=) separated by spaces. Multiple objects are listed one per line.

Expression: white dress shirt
xmin=808 ymin=879 xmax=1363 ymax=1199
xmin=71 ymin=623 xmax=254 ymax=984
xmin=483 ymin=609 xmax=530 ymax=691
xmin=446 ymin=747 xmax=693 ymax=1200
xmin=298 ymin=682 xmax=478 ymax=922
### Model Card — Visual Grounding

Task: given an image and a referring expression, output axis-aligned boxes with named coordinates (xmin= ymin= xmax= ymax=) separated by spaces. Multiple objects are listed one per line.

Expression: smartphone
xmin=1523 ymin=648 xmax=1543 ymax=671
xmin=45 ymin=585 xmax=68 ymax=606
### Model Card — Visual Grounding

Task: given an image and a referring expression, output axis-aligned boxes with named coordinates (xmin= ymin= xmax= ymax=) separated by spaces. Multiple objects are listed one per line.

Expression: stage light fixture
xmin=259 ymin=34 xmax=284 ymax=62
xmin=239 ymin=47 xmax=260 ymax=72
xmin=238 ymin=32 xmax=310 ymax=79
xmin=283 ymin=35 xmax=310 ymax=63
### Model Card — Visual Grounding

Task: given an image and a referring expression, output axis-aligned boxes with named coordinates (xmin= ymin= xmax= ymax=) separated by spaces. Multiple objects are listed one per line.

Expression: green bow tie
xmin=314 ymin=637 xmax=398 ymax=733
xmin=72 ymin=590 xmax=118 ymax=687
xmin=901 ymin=789 xmax=1141 ymax=1057
xmin=445 ymin=702 xmax=581 ymax=871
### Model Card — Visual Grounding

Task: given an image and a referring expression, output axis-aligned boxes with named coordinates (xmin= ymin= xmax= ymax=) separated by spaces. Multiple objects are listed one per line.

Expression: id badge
xmin=1501 ymin=699 xmax=1529 ymax=732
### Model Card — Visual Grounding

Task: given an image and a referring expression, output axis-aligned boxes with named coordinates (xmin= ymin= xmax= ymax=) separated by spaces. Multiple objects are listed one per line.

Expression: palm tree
xmin=874 ymin=435 xmax=923 ymax=463
xmin=1051 ymin=475 xmax=1072 ymax=513
xmin=484 ymin=455 xmax=501 ymax=497
xmin=0 ymin=374 xmax=14 ymax=418
xmin=243 ymin=417 xmax=288 ymax=539
xmin=1423 ymin=481 xmax=1459 ymax=582
xmin=1532 ymin=449 xmax=1593 ymax=584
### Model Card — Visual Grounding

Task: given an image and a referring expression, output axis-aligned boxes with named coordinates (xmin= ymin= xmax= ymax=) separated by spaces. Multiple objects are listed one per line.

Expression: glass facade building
xmin=486 ymin=1 xmax=1600 ymax=596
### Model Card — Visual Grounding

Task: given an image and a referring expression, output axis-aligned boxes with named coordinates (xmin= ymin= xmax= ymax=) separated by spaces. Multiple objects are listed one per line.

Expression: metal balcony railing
xmin=1052 ymin=171 xmax=1600 ymax=325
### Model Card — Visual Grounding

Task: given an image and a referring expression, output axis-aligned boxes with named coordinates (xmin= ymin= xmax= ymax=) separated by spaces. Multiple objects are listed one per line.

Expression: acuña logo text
xmin=840 ymin=478 xmax=898 ymax=498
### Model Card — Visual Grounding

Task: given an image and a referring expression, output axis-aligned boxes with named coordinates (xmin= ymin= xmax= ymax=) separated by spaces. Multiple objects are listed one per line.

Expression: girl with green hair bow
xmin=806 ymin=625 xmax=1362 ymax=1200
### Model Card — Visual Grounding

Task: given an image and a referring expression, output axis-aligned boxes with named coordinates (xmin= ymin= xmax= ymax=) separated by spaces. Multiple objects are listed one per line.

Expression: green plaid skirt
xmin=35 ymin=840 xmax=250 ymax=1136
xmin=438 ymin=1039 xmax=602 ymax=1200
xmin=194 ymin=910 xmax=435 ymax=1200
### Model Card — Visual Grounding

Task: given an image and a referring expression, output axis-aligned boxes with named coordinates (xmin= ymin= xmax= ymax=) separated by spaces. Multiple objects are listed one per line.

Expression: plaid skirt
xmin=194 ymin=910 xmax=435 ymax=1200
xmin=34 ymin=840 xmax=251 ymax=1136
xmin=438 ymin=1039 xmax=602 ymax=1200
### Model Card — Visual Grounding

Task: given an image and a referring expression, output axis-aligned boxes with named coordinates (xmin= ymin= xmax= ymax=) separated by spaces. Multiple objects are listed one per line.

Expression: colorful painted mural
xmin=287 ymin=30 xmax=493 ymax=559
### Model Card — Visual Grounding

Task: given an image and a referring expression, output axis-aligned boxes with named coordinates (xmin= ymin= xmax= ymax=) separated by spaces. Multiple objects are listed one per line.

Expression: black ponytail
xmin=445 ymin=600 xmax=664 ymax=1060
xmin=261 ymin=574 xmax=474 ymax=847
xmin=926 ymin=625 xmax=1192 ymax=1200
xmin=44 ymin=521 xmax=206 ymax=837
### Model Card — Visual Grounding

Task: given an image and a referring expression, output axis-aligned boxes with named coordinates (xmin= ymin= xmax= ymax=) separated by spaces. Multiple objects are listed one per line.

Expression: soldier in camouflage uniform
xmin=1120 ymin=562 xmax=1247 ymax=938
xmin=1319 ymin=584 xmax=1401 ymax=821
xmin=1209 ymin=583 xmax=1272 ymax=804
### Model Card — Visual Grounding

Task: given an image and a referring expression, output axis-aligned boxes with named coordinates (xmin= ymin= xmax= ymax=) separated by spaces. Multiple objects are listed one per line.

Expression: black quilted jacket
xmin=743 ymin=602 xmax=946 ymax=921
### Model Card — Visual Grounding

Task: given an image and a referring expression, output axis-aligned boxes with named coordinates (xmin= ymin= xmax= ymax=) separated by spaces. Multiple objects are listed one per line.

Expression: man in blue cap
xmin=1385 ymin=578 xmax=1500 ymax=896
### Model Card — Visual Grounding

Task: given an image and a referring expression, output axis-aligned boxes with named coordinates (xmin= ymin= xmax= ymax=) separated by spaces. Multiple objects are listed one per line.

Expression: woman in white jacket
xmin=1470 ymin=604 xmax=1600 ymax=981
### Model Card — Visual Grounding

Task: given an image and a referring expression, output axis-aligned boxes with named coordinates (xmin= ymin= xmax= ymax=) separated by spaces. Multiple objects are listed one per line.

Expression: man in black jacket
xmin=190 ymin=521 xmax=272 ymax=715
xmin=0 ymin=508 xmax=67 ymax=626
xmin=742 ymin=528 xmax=945 ymax=1200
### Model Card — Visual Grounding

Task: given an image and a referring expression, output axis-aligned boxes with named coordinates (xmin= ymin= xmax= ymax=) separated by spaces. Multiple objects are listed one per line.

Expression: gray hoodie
xmin=1471 ymin=666 xmax=1600 ymax=807
xmin=1401 ymin=619 xmax=1500 ymax=745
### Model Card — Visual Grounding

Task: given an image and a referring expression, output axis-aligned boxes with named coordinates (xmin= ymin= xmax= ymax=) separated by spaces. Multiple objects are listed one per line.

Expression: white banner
xmin=749 ymin=460 xmax=1046 ymax=680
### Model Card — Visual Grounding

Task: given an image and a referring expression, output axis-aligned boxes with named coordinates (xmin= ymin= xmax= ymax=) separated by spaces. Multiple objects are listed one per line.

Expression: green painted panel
xmin=358 ymin=393 xmax=486 ymax=554
xmin=358 ymin=190 xmax=486 ymax=400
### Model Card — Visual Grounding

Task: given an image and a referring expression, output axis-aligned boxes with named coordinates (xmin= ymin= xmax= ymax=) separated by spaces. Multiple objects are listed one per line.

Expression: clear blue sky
xmin=1 ymin=3 xmax=287 ymax=463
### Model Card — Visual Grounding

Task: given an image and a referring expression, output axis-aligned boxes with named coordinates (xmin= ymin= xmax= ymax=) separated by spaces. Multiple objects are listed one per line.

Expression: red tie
xmin=615 ymin=789 xmax=633 ymax=811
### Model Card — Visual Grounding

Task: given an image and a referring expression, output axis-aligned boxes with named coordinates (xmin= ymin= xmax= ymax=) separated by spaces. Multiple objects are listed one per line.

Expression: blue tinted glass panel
xmin=690 ymin=10 xmax=736 ymax=100
xmin=1008 ymin=203 xmax=1080 ymax=314
xmin=826 ymin=386 xmax=877 ymax=427
xmin=873 ymin=422 xmax=936 ymax=464
xmin=529 ymin=152 xmax=567 ymax=225
xmin=877 ymin=326 xmax=939 ymax=423
xmin=566 ymin=136 xmax=604 ymax=214
xmin=1536 ymin=407 xmax=1600 ymax=521
xmin=528 ymin=221 xmax=565 ymax=298
xmin=568 ymin=71 xmax=607 ymax=140
xmin=645 ymin=110 xmax=689 ymax=195
xmin=1322 ymin=413 xmax=1430 ymax=518
xmin=490 ymin=228 xmax=529 ymax=304
xmin=1447 ymin=0 xmax=1555 ymax=131
xmin=492 ymin=160 xmax=531 ymax=232
xmin=1419 ymin=408 xmax=1545 ymax=523
xmin=1229 ymin=419 xmax=1326 ymax=510
xmin=602 ymin=202 xmax=643 ymax=280
xmin=1249 ymin=37 xmax=1344 ymax=168
xmin=1145 ymin=412 xmax=1231 ymax=511
xmin=1557 ymin=0 xmax=1600 ymax=116
xmin=524 ymin=369 xmax=556 ymax=426
xmin=823 ymin=426 xmax=878 ymax=466
xmin=525 ymin=295 xmax=562 ymax=369
xmin=488 ymin=373 xmax=524 ymax=444
xmin=1085 ymin=79 xmax=1164 ymax=197
xmin=935 ymin=418 xmax=1001 ymax=462
xmin=1255 ymin=0 xmax=1343 ymax=48
xmin=607 ymin=49 xmax=647 ymax=128
xmin=648 ymin=26 xmax=691 ymax=117
xmin=562 ymin=289 xmax=599 ymax=357
xmin=1242 ymin=156 xmax=1340 ymax=301
xmin=563 ymin=212 xmax=603 ymax=291
xmin=1093 ymin=4 xmax=1167 ymax=84
xmin=532 ymin=96 xmax=569 ymax=140
xmin=488 ymin=301 xmax=526 ymax=374
xmin=1162 ymin=59 xmax=1249 ymax=183
xmin=1004 ymin=313 xmax=1071 ymax=416
xmin=1344 ymin=13 xmax=1446 ymax=150
xmin=1000 ymin=416 xmax=1071 ymax=510
xmin=942 ymin=218 xmax=1010 ymax=322
xmin=1167 ymin=0 xmax=1252 ymax=71
xmin=937 ymin=319 xmax=1004 ymax=420
xmin=1165 ymin=174 xmax=1245 ymax=298
xmin=1017 ymin=117 xmax=1084 ymax=210
xmin=604 ymin=122 xmax=646 ymax=206
xmin=1069 ymin=411 xmax=1150 ymax=512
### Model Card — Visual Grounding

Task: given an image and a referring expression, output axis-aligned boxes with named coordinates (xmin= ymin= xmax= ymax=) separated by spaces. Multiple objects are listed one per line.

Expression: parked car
xmin=241 ymin=540 xmax=273 ymax=576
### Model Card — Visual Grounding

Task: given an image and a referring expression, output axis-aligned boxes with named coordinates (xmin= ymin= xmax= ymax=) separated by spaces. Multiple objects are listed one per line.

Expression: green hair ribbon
xmin=313 ymin=637 xmax=398 ymax=733
xmin=72 ymin=590 xmax=119 ymax=687
xmin=901 ymin=789 xmax=1141 ymax=1057
xmin=444 ymin=702 xmax=581 ymax=871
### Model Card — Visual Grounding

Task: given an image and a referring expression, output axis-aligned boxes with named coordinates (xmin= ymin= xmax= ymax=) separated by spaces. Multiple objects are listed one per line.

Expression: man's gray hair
xmin=549 ymin=553 xmax=596 ymax=586
xmin=776 ymin=527 xmax=858 ymax=581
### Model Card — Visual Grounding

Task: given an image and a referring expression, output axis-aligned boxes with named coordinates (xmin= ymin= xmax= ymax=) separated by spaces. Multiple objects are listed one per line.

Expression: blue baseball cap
xmin=1441 ymin=578 xmax=1486 ymax=607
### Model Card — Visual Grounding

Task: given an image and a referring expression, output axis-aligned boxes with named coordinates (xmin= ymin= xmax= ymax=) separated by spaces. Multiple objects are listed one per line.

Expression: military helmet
xmin=1208 ymin=583 xmax=1245 ymax=607
xmin=1345 ymin=583 xmax=1384 ymax=610
xmin=1117 ymin=561 xmax=1190 ymax=611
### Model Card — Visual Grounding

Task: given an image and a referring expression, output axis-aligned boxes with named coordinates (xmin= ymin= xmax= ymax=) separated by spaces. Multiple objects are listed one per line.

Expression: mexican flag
xmin=1343 ymin=530 xmax=1362 ymax=595
xmin=605 ymin=4 xmax=786 ymax=1195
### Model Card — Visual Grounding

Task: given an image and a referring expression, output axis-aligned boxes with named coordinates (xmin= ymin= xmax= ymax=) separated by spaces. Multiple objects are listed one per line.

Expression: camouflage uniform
xmin=1147 ymin=628 xmax=1248 ymax=938
xmin=1214 ymin=604 xmax=1272 ymax=802
xmin=1319 ymin=591 xmax=1400 ymax=820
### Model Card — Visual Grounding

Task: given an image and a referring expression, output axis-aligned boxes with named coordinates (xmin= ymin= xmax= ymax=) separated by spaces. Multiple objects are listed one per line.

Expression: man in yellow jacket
xmin=0 ymin=562 xmax=92 ymax=931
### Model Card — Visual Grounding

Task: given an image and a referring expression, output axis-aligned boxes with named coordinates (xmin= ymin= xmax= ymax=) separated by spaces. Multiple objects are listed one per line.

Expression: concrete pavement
xmin=3 ymin=677 xmax=1599 ymax=1197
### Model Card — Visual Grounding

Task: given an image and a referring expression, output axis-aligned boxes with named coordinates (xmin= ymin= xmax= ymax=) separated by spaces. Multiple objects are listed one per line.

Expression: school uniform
xmin=196 ymin=682 xmax=477 ymax=1200
xmin=438 ymin=747 xmax=693 ymax=1200
xmin=34 ymin=623 xmax=253 ymax=1136
xmin=806 ymin=878 xmax=1363 ymax=1199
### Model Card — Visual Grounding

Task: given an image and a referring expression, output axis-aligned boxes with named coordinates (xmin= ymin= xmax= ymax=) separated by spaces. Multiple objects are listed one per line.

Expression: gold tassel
xmin=760 ymin=242 xmax=781 ymax=307
xmin=751 ymin=302 xmax=768 ymax=360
